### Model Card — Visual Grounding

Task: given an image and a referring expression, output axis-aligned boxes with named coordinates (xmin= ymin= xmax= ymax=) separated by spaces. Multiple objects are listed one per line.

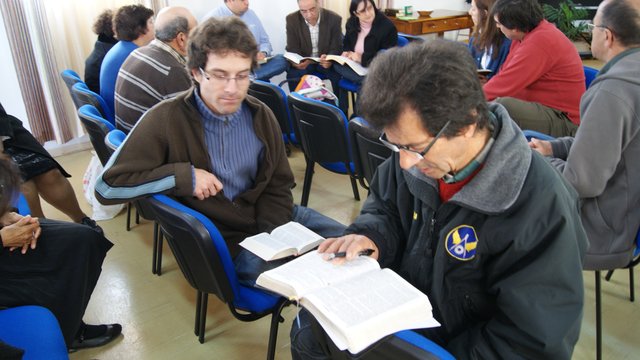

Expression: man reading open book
xmin=290 ymin=40 xmax=588 ymax=359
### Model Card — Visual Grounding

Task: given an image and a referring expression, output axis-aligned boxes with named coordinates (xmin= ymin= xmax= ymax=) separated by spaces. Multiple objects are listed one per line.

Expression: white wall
xmin=395 ymin=0 xmax=469 ymax=12
xmin=169 ymin=0 xmax=299 ymax=54
xmin=0 ymin=13 xmax=30 ymax=131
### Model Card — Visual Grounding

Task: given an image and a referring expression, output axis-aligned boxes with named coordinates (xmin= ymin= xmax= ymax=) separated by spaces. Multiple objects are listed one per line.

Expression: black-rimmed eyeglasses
xmin=379 ymin=120 xmax=452 ymax=160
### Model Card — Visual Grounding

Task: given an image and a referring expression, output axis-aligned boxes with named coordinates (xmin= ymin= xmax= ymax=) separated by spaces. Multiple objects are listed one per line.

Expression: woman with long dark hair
xmin=468 ymin=0 xmax=511 ymax=81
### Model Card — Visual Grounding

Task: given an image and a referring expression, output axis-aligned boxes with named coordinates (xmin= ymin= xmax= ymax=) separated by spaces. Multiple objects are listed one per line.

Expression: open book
xmin=284 ymin=52 xmax=369 ymax=76
xmin=257 ymin=251 xmax=440 ymax=354
xmin=477 ymin=68 xmax=492 ymax=76
xmin=239 ymin=221 xmax=323 ymax=261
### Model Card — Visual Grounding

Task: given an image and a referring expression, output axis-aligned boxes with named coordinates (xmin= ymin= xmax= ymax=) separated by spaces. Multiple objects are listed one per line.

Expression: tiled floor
xmin=38 ymin=145 xmax=637 ymax=360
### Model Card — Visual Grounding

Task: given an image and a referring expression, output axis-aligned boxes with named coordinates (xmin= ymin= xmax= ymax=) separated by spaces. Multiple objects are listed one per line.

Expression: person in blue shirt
xmin=99 ymin=5 xmax=155 ymax=117
xmin=467 ymin=0 xmax=511 ymax=82
xmin=202 ymin=0 xmax=288 ymax=82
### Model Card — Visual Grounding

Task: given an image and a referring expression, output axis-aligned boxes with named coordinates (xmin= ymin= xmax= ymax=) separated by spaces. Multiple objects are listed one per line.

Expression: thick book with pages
xmin=256 ymin=251 xmax=440 ymax=354
xmin=239 ymin=221 xmax=323 ymax=261
xmin=284 ymin=52 xmax=369 ymax=76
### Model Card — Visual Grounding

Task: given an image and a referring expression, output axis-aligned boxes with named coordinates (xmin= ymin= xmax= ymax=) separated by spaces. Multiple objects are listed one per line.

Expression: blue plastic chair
xmin=71 ymin=82 xmax=114 ymax=125
xmin=60 ymin=69 xmax=84 ymax=109
xmin=288 ymin=92 xmax=360 ymax=206
xmin=522 ymin=129 xmax=556 ymax=142
xmin=0 ymin=306 xmax=69 ymax=360
xmin=147 ymin=194 xmax=289 ymax=359
xmin=104 ymin=129 xmax=126 ymax=152
xmin=248 ymin=80 xmax=298 ymax=148
xmin=348 ymin=117 xmax=392 ymax=190
xmin=584 ymin=65 xmax=598 ymax=89
xmin=15 ymin=193 xmax=31 ymax=216
xmin=310 ymin=318 xmax=455 ymax=359
xmin=77 ymin=104 xmax=115 ymax=166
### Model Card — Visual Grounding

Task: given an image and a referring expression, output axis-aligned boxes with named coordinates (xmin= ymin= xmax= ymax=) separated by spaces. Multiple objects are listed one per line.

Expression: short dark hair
xmin=600 ymin=0 xmax=640 ymax=47
xmin=491 ymin=0 xmax=543 ymax=33
xmin=359 ymin=40 xmax=489 ymax=138
xmin=155 ymin=16 xmax=189 ymax=42
xmin=113 ymin=5 xmax=154 ymax=41
xmin=92 ymin=9 xmax=115 ymax=38
xmin=349 ymin=0 xmax=378 ymax=16
xmin=0 ymin=155 xmax=21 ymax=215
xmin=187 ymin=17 xmax=258 ymax=73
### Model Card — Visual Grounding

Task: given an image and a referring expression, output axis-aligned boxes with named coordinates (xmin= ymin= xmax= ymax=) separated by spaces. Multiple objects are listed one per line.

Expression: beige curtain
xmin=0 ymin=0 xmax=60 ymax=143
xmin=1 ymin=0 xmax=166 ymax=145
xmin=376 ymin=0 xmax=394 ymax=9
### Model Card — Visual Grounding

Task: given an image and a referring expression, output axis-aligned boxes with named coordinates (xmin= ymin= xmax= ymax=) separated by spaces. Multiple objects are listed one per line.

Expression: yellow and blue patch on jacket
xmin=445 ymin=225 xmax=478 ymax=261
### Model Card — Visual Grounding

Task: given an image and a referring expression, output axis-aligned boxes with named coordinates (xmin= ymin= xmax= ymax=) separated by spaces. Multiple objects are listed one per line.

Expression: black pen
xmin=327 ymin=248 xmax=375 ymax=260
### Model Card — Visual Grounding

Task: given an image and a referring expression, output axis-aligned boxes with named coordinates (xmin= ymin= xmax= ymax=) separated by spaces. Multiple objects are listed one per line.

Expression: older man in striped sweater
xmin=114 ymin=6 xmax=197 ymax=133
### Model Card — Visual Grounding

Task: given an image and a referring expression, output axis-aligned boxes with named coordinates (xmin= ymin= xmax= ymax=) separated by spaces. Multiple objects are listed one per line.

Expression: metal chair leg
xmin=630 ymin=267 xmax=635 ymax=302
xmin=266 ymin=299 xmax=290 ymax=360
xmin=157 ymin=232 xmax=163 ymax=276
xmin=349 ymin=175 xmax=360 ymax=201
xmin=195 ymin=290 xmax=202 ymax=336
xmin=126 ymin=202 xmax=132 ymax=231
xmin=595 ymin=271 xmax=602 ymax=360
xmin=152 ymin=222 xmax=159 ymax=274
xmin=301 ymin=161 xmax=315 ymax=207
xmin=199 ymin=293 xmax=208 ymax=344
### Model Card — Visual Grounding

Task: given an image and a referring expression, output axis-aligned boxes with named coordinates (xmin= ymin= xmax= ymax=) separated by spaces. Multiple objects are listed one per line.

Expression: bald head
xmin=155 ymin=6 xmax=197 ymax=42
xmin=598 ymin=0 xmax=640 ymax=47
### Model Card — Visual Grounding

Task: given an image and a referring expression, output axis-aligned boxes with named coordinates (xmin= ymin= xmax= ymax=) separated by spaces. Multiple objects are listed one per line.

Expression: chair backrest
xmin=397 ymin=35 xmax=409 ymax=47
xmin=147 ymin=194 xmax=239 ymax=303
xmin=348 ymin=117 xmax=392 ymax=189
xmin=584 ymin=66 xmax=598 ymax=88
xmin=105 ymin=129 xmax=126 ymax=152
xmin=0 ymin=306 xmax=69 ymax=360
xmin=77 ymin=104 xmax=115 ymax=166
xmin=248 ymin=80 xmax=297 ymax=144
xmin=288 ymin=92 xmax=352 ymax=166
xmin=60 ymin=69 xmax=84 ymax=109
xmin=71 ymin=82 xmax=114 ymax=125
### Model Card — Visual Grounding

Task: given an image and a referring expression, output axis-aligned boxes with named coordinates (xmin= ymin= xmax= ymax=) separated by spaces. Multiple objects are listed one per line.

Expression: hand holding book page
xmin=239 ymin=221 xmax=324 ymax=261
xmin=285 ymin=52 xmax=368 ymax=76
xmin=256 ymin=251 xmax=440 ymax=354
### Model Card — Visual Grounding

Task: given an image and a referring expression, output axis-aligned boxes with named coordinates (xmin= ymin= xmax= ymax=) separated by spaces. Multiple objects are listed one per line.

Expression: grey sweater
xmin=549 ymin=48 xmax=640 ymax=270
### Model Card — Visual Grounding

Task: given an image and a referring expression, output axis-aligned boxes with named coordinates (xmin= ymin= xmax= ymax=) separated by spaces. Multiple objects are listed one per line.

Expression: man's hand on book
xmin=318 ymin=234 xmax=379 ymax=265
xmin=341 ymin=51 xmax=362 ymax=64
xmin=319 ymin=54 xmax=332 ymax=69
xmin=292 ymin=59 xmax=312 ymax=70
xmin=193 ymin=168 xmax=223 ymax=200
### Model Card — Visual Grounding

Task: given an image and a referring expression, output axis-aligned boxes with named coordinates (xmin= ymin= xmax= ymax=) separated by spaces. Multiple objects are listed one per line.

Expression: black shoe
xmin=69 ymin=323 xmax=122 ymax=352
xmin=80 ymin=217 xmax=104 ymax=236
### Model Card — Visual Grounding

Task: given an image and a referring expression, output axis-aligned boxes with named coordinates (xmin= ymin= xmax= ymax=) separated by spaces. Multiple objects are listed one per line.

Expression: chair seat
xmin=0 ymin=306 xmax=69 ymax=360
xmin=319 ymin=161 xmax=355 ymax=175
xmin=234 ymin=285 xmax=282 ymax=313
xmin=338 ymin=78 xmax=360 ymax=92
xmin=394 ymin=330 xmax=455 ymax=360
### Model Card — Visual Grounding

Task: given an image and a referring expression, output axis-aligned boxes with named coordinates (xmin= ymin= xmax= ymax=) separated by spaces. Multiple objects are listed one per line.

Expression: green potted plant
xmin=543 ymin=0 xmax=591 ymax=43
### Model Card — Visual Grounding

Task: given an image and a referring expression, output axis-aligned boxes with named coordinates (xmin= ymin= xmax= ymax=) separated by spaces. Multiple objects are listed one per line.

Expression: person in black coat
xmin=334 ymin=0 xmax=397 ymax=114
xmin=84 ymin=9 xmax=118 ymax=93
xmin=0 ymin=103 xmax=102 ymax=232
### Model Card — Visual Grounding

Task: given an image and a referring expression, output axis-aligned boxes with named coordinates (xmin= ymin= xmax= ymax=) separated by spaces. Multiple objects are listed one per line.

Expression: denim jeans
xmin=254 ymin=54 xmax=288 ymax=82
xmin=290 ymin=308 xmax=331 ymax=360
xmin=332 ymin=63 xmax=365 ymax=116
xmin=234 ymin=205 xmax=346 ymax=287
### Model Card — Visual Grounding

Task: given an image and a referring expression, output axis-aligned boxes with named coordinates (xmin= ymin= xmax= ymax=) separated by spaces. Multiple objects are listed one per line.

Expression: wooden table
xmin=389 ymin=10 xmax=473 ymax=38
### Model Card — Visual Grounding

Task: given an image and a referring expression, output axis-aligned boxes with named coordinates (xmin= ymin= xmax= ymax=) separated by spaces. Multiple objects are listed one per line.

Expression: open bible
xmin=256 ymin=251 xmax=439 ymax=354
xmin=239 ymin=221 xmax=323 ymax=261
xmin=284 ymin=52 xmax=369 ymax=76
